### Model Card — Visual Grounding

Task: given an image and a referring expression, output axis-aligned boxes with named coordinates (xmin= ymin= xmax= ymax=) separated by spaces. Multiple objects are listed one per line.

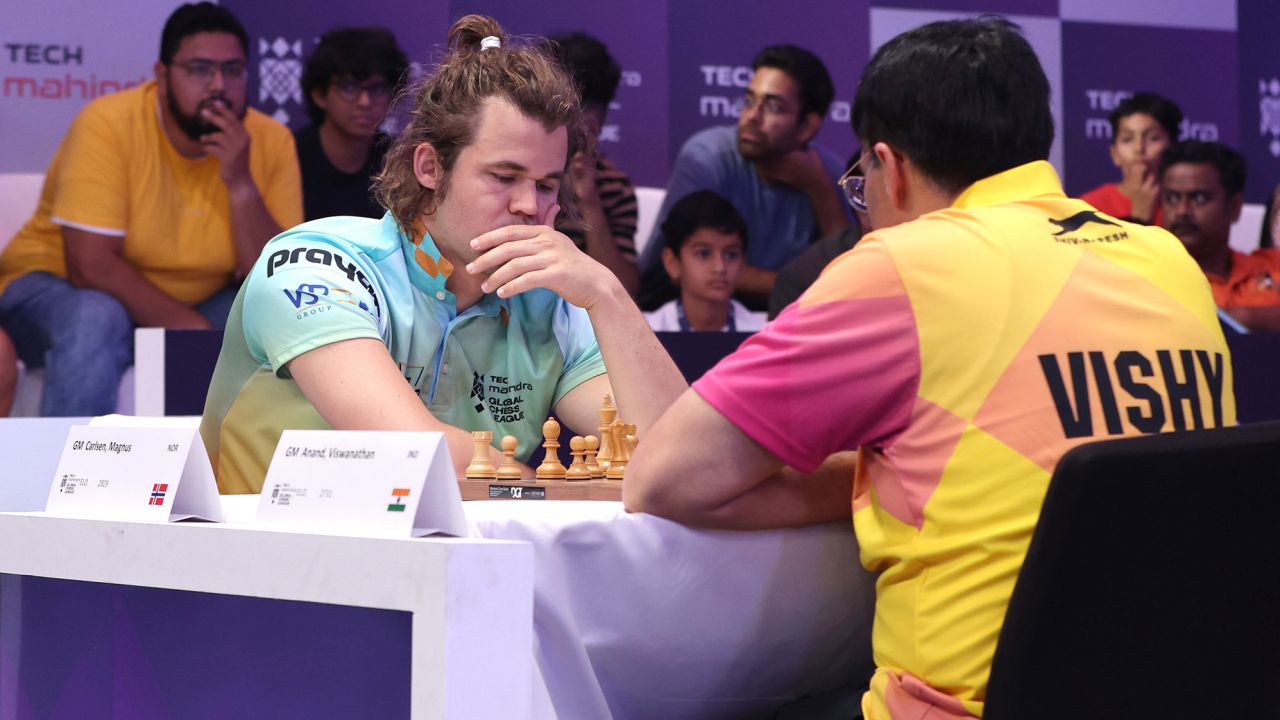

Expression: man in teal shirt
xmin=201 ymin=16 xmax=686 ymax=493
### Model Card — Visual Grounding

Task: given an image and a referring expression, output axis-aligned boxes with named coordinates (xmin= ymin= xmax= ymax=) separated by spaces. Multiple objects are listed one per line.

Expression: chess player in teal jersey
xmin=200 ymin=15 xmax=687 ymax=493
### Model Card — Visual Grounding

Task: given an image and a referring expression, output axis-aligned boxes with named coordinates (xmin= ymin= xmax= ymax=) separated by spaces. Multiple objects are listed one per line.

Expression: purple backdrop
xmin=220 ymin=1 xmax=449 ymax=133
xmin=1060 ymin=21 xmax=1239 ymax=197
xmin=1237 ymin=0 xmax=1280 ymax=204
xmin=667 ymin=0 xmax=867 ymax=172
xmin=6 ymin=0 xmax=1275 ymax=210
xmin=872 ymin=0 xmax=1059 ymax=15
xmin=446 ymin=1 xmax=670 ymax=186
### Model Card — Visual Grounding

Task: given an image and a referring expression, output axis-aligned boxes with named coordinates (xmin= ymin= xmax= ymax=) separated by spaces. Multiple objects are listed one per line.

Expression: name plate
xmin=45 ymin=425 xmax=223 ymax=523
xmin=488 ymin=484 xmax=546 ymax=500
xmin=255 ymin=430 xmax=468 ymax=538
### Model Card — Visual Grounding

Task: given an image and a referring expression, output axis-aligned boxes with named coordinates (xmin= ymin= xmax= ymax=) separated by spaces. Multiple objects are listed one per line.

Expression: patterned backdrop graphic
xmin=2 ymin=0 xmax=1279 ymax=201
xmin=257 ymin=36 xmax=305 ymax=126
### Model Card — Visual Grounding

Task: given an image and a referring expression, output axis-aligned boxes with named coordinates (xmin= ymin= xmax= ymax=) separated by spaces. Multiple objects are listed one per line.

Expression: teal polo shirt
xmin=201 ymin=213 xmax=606 ymax=493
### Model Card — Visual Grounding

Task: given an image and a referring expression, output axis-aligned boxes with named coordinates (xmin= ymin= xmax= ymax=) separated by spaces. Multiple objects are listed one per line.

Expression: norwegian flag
xmin=149 ymin=483 xmax=169 ymax=506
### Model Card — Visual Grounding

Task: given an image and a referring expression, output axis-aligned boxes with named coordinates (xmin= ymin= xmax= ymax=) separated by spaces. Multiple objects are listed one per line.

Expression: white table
xmin=468 ymin=500 xmax=877 ymax=720
xmin=0 ymin=510 xmax=533 ymax=719
xmin=0 ymin=415 xmax=877 ymax=719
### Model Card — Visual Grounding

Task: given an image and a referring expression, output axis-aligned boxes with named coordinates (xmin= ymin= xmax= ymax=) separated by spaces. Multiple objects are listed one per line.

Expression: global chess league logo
xmin=1260 ymin=78 xmax=1280 ymax=158
xmin=259 ymin=37 xmax=304 ymax=126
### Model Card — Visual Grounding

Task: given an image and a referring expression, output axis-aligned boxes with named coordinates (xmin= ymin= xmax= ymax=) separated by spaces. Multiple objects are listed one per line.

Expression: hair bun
xmin=448 ymin=14 xmax=508 ymax=54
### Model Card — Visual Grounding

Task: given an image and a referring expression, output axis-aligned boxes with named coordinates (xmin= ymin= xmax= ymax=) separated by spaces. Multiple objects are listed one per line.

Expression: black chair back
xmin=985 ymin=422 xmax=1280 ymax=719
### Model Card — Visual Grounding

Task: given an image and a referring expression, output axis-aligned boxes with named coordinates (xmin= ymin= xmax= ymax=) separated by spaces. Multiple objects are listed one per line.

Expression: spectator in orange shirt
xmin=1159 ymin=140 xmax=1280 ymax=331
xmin=1081 ymin=92 xmax=1182 ymax=225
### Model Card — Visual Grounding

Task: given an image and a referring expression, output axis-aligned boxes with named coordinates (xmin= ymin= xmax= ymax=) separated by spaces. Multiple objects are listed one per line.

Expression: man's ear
xmin=873 ymin=141 xmax=909 ymax=212
xmin=154 ymin=62 xmax=168 ymax=99
xmin=1229 ymin=192 xmax=1244 ymax=224
xmin=798 ymin=111 xmax=823 ymax=145
xmin=413 ymin=143 xmax=441 ymax=190
xmin=661 ymin=247 xmax=682 ymax=282
xmin=310 ymin=87 xmax=330 ymax=115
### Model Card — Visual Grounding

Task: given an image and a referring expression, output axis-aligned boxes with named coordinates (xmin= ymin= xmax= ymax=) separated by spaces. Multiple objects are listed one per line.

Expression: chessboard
xmin=457 ymin=394 xmax=632 ymax=502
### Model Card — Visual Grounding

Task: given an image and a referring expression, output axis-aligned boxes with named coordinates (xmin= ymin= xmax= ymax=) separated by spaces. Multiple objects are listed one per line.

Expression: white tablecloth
xmin=467 ymin=500 xmax=877 ymax=720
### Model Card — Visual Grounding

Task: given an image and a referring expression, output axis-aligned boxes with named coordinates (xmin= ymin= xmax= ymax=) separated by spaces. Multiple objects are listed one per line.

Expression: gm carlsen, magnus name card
xmin=44 ymin=424 xmax=223 ymax=523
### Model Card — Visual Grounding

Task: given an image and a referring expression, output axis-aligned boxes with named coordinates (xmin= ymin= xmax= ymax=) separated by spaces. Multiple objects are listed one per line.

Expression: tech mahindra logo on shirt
xmin=471 ymin=372 xmax=533 ymax=422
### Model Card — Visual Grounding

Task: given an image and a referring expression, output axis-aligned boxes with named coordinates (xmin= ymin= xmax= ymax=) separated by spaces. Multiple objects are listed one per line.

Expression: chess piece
xmin=496 ymin=435 xmax=523 ymax=480
xmin=583 ymin=435 xmax=603 ymax=478
xmin=597 ymin=394 xmax=617 ymax=469
xmin=566 ymin=436 xmax=592 ymax=481
xmin=536 ymin=417 xmax=567 ymax=480
xmin=605 ymin=419 xmax=630 ymax=480
xmin=465 ymin=430 xmax=497 ymax=479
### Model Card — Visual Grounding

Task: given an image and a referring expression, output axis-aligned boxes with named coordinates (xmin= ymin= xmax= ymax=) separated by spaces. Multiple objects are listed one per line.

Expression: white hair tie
xmin=480 ymin=36 xmax=501 ymax=51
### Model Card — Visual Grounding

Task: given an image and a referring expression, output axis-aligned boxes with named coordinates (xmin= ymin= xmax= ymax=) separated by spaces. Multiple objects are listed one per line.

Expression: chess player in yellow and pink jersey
xmin=626 ymin=17 xmax=1233 ymax=719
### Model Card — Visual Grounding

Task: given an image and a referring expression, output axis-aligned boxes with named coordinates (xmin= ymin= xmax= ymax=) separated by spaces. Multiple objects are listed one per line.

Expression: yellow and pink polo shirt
xmin=695 ymin=161 xmax=1234 ymax=719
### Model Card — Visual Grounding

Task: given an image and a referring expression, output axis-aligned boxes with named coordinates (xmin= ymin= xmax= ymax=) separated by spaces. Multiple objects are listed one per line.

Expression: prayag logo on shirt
xmin=266 ymin=246 xmax=383 ymax=320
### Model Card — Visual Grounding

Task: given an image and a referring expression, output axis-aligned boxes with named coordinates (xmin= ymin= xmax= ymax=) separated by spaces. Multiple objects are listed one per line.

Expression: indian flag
xmin=387 ymin=487 xmax=410 ymax=512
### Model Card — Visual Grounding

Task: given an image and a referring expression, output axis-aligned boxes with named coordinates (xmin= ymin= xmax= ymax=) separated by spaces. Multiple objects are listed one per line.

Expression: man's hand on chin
xmin=756 ymin=145 xmax=828 ymax=190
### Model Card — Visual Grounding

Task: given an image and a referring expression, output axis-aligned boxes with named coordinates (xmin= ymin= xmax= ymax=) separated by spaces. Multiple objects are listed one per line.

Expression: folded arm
xmin=62 ymin=226 xmax=211 ymax=328
xmin=289 ymin=337 xmax=531 ymax=479
xmin=624 ymin=388 xmax=854 ymax=530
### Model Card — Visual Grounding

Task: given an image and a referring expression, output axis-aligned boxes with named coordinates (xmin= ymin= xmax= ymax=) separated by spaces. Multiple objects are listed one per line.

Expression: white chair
xmin=2 ymin=172 xmax=135 ymax=417
xmin=0 ymin=173 xmax=44 ymax=251
xmin=633 ymin=186 xmax=666 ymax=261
xmin=1230 ymin=202 xmax=1265 ymax=254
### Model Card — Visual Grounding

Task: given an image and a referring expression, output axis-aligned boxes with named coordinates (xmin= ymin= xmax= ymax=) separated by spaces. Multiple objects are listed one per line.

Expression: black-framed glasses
xmin=173 ymin=59 xmax=247 ymax=83
xmin=839 ymin=159 xmax=866 ymax=213
xmin=332 ymin=79 xmax=394 ymax=102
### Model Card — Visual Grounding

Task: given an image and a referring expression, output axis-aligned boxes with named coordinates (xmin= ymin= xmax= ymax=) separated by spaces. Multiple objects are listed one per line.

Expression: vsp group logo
xmin=1259 ymin=78 xmax=1280 ymax=158
xmin=283 ymin=283 xmax=370 ymax=320
xmin=259 ymin=37 xmax=303 ymax=126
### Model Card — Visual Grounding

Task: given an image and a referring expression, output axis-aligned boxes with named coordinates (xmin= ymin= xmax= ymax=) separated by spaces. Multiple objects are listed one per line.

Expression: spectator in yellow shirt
xmin=0 ymin=2 xmax=302 ymax=416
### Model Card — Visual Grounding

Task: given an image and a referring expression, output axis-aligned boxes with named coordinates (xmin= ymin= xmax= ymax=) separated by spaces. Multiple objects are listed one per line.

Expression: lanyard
xmin=676 ymin=298 xmax=736 ymax=332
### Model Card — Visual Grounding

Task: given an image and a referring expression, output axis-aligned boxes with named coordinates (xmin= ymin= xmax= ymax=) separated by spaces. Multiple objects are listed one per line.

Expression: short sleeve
xmin=242 ymin=238 xmax=386 ymax=375
xmin=50 ymin=102 xmax=128 ymax=235
xmin=255 ymin=123 xmax=304 ymax=230
xmin=551 ymin=301 xmax=607 ymax=405
xmin=693 ymin=240 xmax=921 ymax=472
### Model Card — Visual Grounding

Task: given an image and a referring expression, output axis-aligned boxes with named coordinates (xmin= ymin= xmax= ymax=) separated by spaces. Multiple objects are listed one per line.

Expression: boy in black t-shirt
xmin=295 ymin=27 xmax=408 ymax=220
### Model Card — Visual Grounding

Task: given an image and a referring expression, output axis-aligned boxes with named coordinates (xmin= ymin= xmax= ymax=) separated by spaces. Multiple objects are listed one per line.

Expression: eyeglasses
xmin=331 ymin=79 xmax=394 ymax=102
xmin=173 ymin=59 xmax=247 ymax=84
xmin=839 ymin=159 xmax=867 ymax=213
xmin=741 ymin=92 xmax=791 ymax=117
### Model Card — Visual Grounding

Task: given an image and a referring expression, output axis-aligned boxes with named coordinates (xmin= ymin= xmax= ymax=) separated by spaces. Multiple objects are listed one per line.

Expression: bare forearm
xmin=291 ymin=342 xmax=532 ymax=480
xmin=625 ymin=388 xmax=855 ymax=529
xmin=586 ymin=284 xmax=687 ymax=434
xmin=679 ymin=456 xmax=856 ymax=530
xmin=227 ymin=179 xmax=284 ymax=276
xmin=67 ymin=255 xmax=208 ymax=328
